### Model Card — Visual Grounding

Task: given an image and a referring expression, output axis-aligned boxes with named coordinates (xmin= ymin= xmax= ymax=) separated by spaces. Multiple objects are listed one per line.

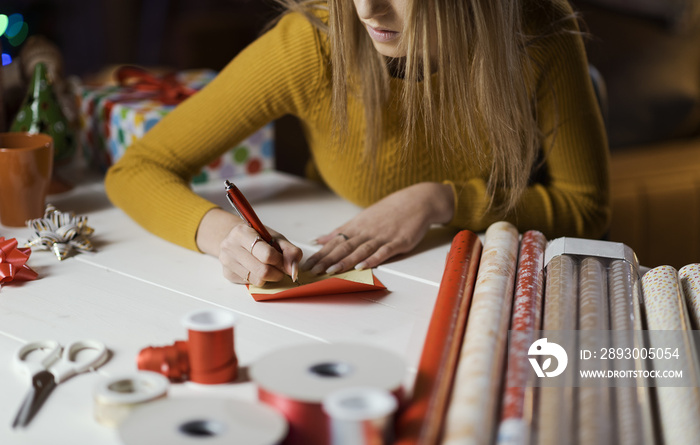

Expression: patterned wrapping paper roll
xmin=679 ymin=263 xmax=700 ymax=330
xmin=496 ymin=230 xmax=547 ymax=445
xmin=394 ymin=230 xmax=482 ymax=445
xmin=442 ymin=221 xmax=520 ymax=445
xmin=630 ymin=273 xmax=659 ymax=444
xmin=577 ymin=257 xmax=612 ymax=445
xmin=608 ymin=260 xmax=651 ymax=445
xmin=641 ymin=266 xmax=700 ymax=445
xmin=536 ymin=254 xmax=577 ymax=445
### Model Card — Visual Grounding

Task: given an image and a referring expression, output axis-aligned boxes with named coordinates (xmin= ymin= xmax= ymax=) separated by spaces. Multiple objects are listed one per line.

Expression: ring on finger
xmin=250 ymin=235 xmax=263 ymax=254
xmin=337 ymin=233 xmax=349 ymax=241
xmin=246 ymin=270 xmax=251 ymax=283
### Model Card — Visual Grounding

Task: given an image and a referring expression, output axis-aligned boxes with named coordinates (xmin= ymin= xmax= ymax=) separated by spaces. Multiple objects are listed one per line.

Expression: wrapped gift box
xmin=76 ymin=68 xmax=274 ymax=182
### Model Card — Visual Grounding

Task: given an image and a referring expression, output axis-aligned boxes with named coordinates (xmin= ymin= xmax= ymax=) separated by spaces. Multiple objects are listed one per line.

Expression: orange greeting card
xmin=247 ymin=268 xmax=385 ymax=301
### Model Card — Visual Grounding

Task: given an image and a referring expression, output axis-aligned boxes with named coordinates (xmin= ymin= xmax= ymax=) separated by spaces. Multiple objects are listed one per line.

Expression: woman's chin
xmin=370 ymin=41 xmax=407 ymax=59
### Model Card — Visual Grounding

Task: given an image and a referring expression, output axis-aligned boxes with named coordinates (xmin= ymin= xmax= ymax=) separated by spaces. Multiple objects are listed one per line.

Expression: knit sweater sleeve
xmin=447 ymin=15 xmax=611 ymax=240
xmin=105 ymin=13 xmax=325 ymax=251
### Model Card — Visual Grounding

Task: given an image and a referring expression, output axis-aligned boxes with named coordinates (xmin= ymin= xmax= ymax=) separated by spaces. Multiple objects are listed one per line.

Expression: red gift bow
xmin=0 ymin=237 xmax=38 ymax=284
xmin=115 ymin=65 xmax=197 ymax=106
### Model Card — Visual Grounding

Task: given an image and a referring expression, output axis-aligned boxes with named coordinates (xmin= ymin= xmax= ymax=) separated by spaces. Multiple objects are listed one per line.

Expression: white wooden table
xmin=0 ymin=171 xmax=458 ymax=444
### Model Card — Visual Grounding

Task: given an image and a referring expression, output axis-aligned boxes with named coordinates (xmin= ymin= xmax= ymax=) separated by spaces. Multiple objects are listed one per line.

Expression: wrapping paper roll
xmin=608 ymin=260 xmax=636 ymax=332
xmin=394 ymin=230 xmax=482 ymax=445
xmin=536 ymin=254 xmax=577 ymax=445
xmin=442 ymin=221 xmax=519 ymax=445
xmin=608 ymin=260 xmax=651 ymax=445
xmin=250 ymin=343 xmax=405 ymax=445
xmin=641 ymin=266 xmax=700 ymax=445
xmin=93 ymin=371 xmax=169 ymax=427
xmin=497 ymin=230 xmax=546 ymax=445
xmin=679 ymin=263 xmax=700 ymax=329
xmin=577 ymin=257 xmax=612 ymax=445
xmin=629 ymin=268 xmax=658 ymax=444
xmin=323 ymin=387 xmax=398 ymax=445
xmin=118 ymin=397 xmax=288 ymax=445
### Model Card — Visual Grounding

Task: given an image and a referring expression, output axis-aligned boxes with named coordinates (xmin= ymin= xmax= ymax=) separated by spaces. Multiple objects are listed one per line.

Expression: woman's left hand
xmin=302 ymin=182 xmax=455 ymax=274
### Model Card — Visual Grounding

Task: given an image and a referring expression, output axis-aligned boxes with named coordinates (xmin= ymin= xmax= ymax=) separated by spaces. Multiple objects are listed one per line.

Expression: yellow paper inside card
xmin=247 ymin=268 xmax=386 ymax=301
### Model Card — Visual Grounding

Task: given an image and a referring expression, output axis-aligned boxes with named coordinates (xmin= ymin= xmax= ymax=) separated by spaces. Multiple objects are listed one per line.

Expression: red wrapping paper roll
xmin=394 ymin=230 xmax=482 ymax=445
xmin=497 ymin=230 xmax=546 ymax=444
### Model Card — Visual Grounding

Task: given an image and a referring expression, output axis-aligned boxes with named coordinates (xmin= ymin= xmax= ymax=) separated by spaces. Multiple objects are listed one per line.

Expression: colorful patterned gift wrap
xmin=75 ymin=67 xmax=274 ymax=181
xmin=190 ymin=124 xmax=274 ymax=185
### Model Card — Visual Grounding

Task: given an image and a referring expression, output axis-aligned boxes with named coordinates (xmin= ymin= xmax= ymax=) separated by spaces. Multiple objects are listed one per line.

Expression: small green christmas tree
xmin=11 ymin=62 xmax=75 ymax=162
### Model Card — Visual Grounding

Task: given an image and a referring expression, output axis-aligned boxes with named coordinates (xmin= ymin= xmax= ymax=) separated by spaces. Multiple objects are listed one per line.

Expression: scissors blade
xmin=11 ymin=370 xmax=57 ymax=428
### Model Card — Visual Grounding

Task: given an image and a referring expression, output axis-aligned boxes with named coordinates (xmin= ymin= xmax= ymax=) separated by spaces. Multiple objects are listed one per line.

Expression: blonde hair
xmin=274 ymin=0 xmax=574 ymax=213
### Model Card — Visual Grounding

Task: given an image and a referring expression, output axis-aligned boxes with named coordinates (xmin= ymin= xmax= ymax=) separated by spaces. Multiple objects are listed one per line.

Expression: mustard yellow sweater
xmin=105 ymin=6 xmax=610 ymax=252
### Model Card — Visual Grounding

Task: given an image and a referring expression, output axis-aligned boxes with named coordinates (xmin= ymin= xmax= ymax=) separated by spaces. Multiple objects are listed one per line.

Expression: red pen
xmin=224 ymin=180 xmax=282 ymax=253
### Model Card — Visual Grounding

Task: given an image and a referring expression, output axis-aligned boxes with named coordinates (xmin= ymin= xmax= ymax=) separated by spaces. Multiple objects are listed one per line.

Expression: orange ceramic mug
xmin=0 ymin=132 xmax=54 ymax=227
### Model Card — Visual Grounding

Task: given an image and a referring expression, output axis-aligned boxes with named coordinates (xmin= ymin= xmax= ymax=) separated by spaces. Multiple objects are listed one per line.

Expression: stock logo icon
xmin=528 ymin=338 xmax=568 ymax=378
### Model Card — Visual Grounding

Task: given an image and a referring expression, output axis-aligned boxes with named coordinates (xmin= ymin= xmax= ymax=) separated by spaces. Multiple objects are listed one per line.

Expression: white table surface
xmin=0 ymin=170 xmax=459 ymax=445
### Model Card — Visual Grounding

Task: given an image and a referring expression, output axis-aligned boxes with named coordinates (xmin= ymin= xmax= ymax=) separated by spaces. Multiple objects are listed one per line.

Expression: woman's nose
xmin=354 ymin=0 xmax=391 ymax=20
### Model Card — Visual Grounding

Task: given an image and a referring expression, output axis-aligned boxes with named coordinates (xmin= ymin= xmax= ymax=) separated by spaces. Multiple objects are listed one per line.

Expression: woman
xmin=105 ymin=0 xmax=609 ymax=286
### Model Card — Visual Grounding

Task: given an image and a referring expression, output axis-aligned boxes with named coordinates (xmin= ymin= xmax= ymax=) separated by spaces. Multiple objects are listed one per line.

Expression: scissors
xmin=12 ymin=339 xmax=108 ymax=428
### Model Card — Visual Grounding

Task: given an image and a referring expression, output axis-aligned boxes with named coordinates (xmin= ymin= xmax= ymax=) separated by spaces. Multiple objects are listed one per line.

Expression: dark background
xmin=1 ymin=0 xmax=279 ymax=75
xmin=0 ymin=0 xmax=309 ymax=175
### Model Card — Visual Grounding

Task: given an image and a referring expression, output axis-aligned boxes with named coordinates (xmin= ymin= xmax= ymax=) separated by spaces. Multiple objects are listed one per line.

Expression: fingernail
xmin=311 ymin=263 xmax=325 ymax=275
xmin=326 ymin=263 xmax=342 ymax=275
xmin=310 ymin=238 xmax=320 ymax=245
xmin=355 ymin=261 xmax=368 ymax=271
xmin=291 ymin=262 xmax=298 ymax=282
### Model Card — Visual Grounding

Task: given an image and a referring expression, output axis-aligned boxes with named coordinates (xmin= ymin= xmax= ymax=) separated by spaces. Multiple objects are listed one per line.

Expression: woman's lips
xmin=365 ymin=24 xmax=399 ymax=43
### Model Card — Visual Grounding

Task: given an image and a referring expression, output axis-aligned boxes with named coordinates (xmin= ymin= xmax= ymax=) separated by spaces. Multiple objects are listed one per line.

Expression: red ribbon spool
xmin=250 ymin=344 xmax=405 ymax=445
xmin=182 ymin=309 xmax=238 ymax=384
xmin=136 ymin=309 xmax=238 ymax=385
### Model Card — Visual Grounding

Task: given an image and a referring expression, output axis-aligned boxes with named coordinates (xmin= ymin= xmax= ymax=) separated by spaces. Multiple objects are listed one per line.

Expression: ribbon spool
xmin=93 ymin=371 xmax=169 ymax=427
xmin=250 ymin=343 xmax=405 ymax=445
xmin=182 ymin=308 xmax=238 ymax=384
xmin=118 ymin=397 xmax=288 ymax=445
xmin=323 ymin=387 xmax=398 ymax=445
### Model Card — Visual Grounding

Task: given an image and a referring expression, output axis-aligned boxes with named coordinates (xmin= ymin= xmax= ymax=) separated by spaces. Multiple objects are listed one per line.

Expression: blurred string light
xmin=1 ymin=13 xmax=30 ymax=66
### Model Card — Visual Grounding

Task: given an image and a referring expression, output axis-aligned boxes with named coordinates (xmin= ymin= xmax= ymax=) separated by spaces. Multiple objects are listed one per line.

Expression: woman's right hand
xmin=196 ymin=208 xmax=302 ymax=286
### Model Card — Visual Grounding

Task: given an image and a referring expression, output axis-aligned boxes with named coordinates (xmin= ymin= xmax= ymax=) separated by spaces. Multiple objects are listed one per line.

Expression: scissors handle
xmin=50 ymin=340 xmax=108 ymax=384
xmin=14 ymin=340 xmax=62 ymax=378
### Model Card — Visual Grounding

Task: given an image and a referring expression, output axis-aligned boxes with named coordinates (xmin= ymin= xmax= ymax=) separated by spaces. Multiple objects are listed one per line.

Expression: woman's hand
xmin=196 ymin=208 xmax=303 ymax=286
xmin=302 ymin=182 xmax=454 ymax=274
